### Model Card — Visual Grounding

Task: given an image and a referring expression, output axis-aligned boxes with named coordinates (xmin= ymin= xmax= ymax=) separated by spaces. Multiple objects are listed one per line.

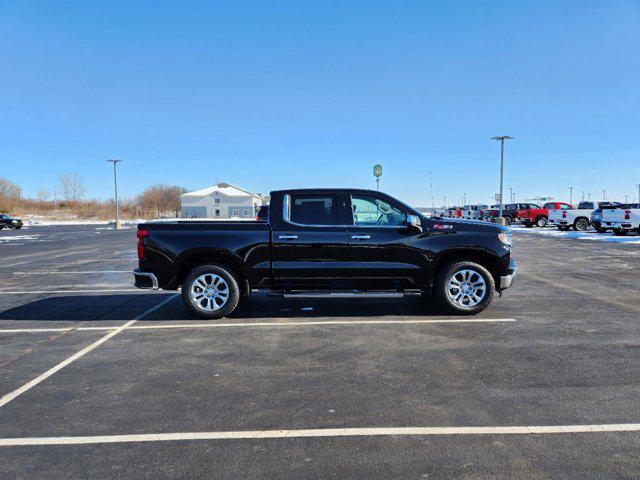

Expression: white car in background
xmin=603 ymin=203 xmax=640 ymax=236
xmin=548 ymin=202 xmax=592 ymax=231
xmin=461 ymin=204 xmax=489 ymax=221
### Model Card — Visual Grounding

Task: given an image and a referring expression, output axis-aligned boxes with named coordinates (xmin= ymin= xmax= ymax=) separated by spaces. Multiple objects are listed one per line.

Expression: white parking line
xmin=0 ymin=318 xmax=515 ymax=334
xmin=1 ymin=423 xmax=639 ymax=446
xmin=0 ymin=294 xmax=178 ymax=409
xmin=0 ymin=289 xmax=143 ymax=295
xmin=13 ymin=270 xmax=130 ymax=275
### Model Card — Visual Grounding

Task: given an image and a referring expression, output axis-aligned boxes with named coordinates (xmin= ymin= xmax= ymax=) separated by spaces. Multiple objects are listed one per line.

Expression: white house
xmin=180 ymin=183 xmax=262 ymax=219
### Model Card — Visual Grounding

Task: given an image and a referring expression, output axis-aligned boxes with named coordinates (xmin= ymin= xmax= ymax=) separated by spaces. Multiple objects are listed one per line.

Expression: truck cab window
xmin=351 ymin=194 xmax=407 ymax=226
xmin=289 ymin=194 xmax=339 ymax=225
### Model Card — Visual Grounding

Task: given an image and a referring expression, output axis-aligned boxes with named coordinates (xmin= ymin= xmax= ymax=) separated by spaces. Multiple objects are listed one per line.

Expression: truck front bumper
xmin=133 ymin=269 xmax=159 ymax=290
xmin=499 ymin=259 xmax=517 ymax=290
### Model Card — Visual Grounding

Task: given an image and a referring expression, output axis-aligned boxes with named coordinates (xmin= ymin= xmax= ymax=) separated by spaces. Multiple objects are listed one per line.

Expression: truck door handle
xmin=351 ymin=234 xmax=371 ymax=240
xmin=278 ymin=235 xmax=298 ymax=240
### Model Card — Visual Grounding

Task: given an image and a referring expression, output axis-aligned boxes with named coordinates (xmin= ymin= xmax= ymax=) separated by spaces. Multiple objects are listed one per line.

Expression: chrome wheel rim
xmin=447 ymin=269 xmax=486 ymax=308
xmin=190 ymin=273 xmax=229 ymax=311
xmin=576 ymin=219 xmax=588 ymax=230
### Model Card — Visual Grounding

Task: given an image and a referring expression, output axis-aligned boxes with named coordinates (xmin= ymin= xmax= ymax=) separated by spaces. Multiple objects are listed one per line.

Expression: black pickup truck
xmin=134 ymin=189 xmax=516 ymax=318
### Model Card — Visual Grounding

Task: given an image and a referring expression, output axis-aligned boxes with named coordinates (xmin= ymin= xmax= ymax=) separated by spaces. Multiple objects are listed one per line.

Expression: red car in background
xmin=517 ymin=202 xmax=574 ymax=227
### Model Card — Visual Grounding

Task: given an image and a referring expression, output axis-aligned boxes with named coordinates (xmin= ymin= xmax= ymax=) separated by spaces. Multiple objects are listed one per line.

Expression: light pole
xmin=636 ymin=184 xmax=640 ymax=203
xmin=509 ymin=187 xmax=514 ymax=203
xmin=625 ymin=195 xmax=629 ymax=203
xmin=602 ymin=189 xmax=606 ymax=201
xmin=491 ymin=136 xmax=514 ymax=222
xmin=107 ymin=159 xmax=122 ymax=229
xmin=568 ymin=186 xmax=573 ymax=205
xmin=587 ymin=193 xmax=591 ymax=201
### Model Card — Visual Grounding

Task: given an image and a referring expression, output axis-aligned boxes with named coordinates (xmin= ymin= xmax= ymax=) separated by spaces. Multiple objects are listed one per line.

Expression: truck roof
xmin=269 ymin=188 xmax=420 ymax=216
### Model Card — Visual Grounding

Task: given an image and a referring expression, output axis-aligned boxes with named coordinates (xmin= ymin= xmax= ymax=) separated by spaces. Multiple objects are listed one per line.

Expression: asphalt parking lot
xmin=1 ymin=224 xmax=639 ymax=479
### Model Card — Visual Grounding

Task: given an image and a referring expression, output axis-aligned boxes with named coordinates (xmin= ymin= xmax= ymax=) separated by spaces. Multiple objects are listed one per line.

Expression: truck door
xmin=344 ymin=193 xmax=430 ymax=290
xmin=270 ymin=192 xmax=351 ymax=289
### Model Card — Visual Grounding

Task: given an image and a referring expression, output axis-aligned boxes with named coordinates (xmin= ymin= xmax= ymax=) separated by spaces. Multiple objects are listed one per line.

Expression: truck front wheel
xmin=435 ymin=261 xmax=495 ymax=315
xmin=181 ymin=264 xmax=241 ymax=319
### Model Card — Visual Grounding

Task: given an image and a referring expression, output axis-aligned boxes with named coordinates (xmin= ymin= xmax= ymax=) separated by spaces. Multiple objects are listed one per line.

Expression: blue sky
xmin=1 ymin=0 xmax=639 ymax=206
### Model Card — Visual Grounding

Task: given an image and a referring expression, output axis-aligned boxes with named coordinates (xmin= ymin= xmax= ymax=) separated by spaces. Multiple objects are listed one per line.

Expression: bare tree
xmin=36 ymin=188 xmax=50 ymax=202
xmin=137 ymin=184 xmax=187 ymax=217
xmin=0 ymin=177 xmax=21 ymax=212
xmin=58 ymin=173 xmax=86 ymax=203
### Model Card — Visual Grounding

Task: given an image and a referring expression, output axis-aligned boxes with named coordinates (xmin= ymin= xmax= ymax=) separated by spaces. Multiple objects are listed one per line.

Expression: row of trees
xmin=0 ymin=174 xmax=187 ymax=219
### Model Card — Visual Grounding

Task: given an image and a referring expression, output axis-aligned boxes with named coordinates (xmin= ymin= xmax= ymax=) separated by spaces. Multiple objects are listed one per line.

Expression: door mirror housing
xmin=407 ymin=214 xmax=422 ymax=233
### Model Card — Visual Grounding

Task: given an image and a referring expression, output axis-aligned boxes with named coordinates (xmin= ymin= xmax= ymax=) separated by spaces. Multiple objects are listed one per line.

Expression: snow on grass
xmin=510 ymin=226 xmax=640 ymax=245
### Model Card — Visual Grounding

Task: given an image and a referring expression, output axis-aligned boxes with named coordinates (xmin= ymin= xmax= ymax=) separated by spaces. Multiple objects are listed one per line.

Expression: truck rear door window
xmin=289 ymin=194 xmax=339 ymax=225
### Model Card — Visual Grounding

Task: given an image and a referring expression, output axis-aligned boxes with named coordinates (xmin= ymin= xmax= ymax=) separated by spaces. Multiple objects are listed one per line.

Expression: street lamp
xmin=107 ymin=159 xmax=123 ymax=229
xmin=602 ymin=189 xmax=606 ymax=201
xmin=491 ymin=136 xmax=514 ymax=222
xmin=568 ymin=186 xmax=573 ymax=205
xmin=509 ymin=187 xmax=514 ymax=203
xmin=636 ymin=184 xmax=640 ymax=203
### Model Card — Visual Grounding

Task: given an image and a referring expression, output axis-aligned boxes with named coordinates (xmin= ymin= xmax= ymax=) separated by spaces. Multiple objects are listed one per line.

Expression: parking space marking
xmin=127 ymin=318 xmax=516 ymax=329
xmin=13 ymin=270 xmax=130 ymax=275
xmin=0 ymin=318 xmax=515 ymax=334
xmin=2 ymin=423 xmax=640 ymax=446
xmin=0 ymin=294 xmax=178 ymax=409
xmin=0 ymin=289 xmax=143 ymax=294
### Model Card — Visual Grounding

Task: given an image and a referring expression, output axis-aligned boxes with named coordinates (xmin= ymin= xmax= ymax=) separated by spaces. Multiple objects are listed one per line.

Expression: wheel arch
xmin=175 ymin=248 xmax=248 ymax=293
xmin=433 ymin=248 xmax=502 ymax=288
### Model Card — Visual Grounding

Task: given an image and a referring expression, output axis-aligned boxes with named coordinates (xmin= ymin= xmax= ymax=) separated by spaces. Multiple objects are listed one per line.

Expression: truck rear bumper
xmin=133 ymin=269 xmax=159 ymax=290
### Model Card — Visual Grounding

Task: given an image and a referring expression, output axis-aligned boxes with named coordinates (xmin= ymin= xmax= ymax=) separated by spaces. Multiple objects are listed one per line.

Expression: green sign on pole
xmin=373 ymin=164 xmax=382 ymax=177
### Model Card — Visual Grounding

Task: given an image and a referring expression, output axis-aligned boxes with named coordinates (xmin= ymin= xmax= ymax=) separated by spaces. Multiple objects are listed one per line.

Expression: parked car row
xmin=441 ymin=201 xmax=640 ymax=235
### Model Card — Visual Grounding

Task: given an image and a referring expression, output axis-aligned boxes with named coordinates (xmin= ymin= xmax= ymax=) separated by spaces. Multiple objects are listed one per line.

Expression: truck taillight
xmin=137 ymin=228 xmax=149 ymax=260
xmin=625 ymin=210 xmax=631 ymax=220
xmin=562 ymin=211 xmax=567 ymax=218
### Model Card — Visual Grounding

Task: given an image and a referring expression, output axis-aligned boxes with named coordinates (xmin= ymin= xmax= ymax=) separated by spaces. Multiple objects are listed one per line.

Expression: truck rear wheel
xmin=613 ymin=229 xmax=628 ymax=236
xmin=435 ymin=261 xmax=495 ymax=315
xmin=181 ymin=264 xmax=240 ymax=319
xmin=574 ymin=218 xmax=589 ymax=231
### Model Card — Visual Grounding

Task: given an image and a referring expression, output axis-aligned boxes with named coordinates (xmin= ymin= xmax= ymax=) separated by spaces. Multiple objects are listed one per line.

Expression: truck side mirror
xmin=407 ymin=214 xmax=422 ymax=233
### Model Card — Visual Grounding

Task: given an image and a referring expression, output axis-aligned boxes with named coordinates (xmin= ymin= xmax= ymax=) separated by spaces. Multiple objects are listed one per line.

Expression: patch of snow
xmin=0 ymin=235 xmax=41 ymax=243
xmin=510 ymin=226 xmax=640 ymax=245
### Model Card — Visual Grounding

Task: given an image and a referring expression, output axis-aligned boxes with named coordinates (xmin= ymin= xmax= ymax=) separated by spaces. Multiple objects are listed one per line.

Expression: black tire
xmin=0 ymin=225 xmax=4 ymax=230
xmin=613 ymin=229 xmax=628 ymax=237
xmin=573 ymin=218 xmax=589 ymax=231
xmin=524 ymin=222 xmax=533 ymax=228
xmin=535 ymin=216 xmax=547 ymax=228
xmin=557 ymin=226 xmax=569 ymax=231
xmin=503 ymin=216 xmax=512 ymax=226
xmin=14 ymin=225 xmax=22 ymax=230
xmin=435 ymin=260 xmax=495 ymax=315
xmin=181 ymin=264 xmax=241 ymax=319
xmin=593 ymin=223 xmax=606 ymax=233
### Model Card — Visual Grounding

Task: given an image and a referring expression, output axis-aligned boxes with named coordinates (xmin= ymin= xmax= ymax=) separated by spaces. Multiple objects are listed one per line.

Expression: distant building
xmin=180 ymin=183 xmax=262 ymax=219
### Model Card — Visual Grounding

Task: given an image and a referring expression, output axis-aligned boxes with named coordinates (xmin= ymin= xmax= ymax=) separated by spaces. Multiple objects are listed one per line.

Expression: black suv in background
xmin=0 ymin=214 xmax=23 ymax=230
